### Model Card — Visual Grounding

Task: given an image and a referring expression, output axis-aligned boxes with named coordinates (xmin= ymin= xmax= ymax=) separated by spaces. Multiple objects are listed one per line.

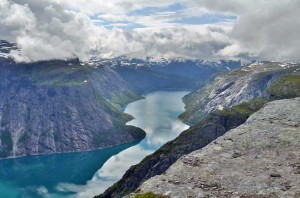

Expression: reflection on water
xmin=66 ymin=91 xmax=190 ymax=197
xmin=0 ymin=141 xmax=138 ymax=198
xmin=0 ymin=91 xmax=189 ymax=198
xmin=127 ymin=91 xmax=190 ymax=146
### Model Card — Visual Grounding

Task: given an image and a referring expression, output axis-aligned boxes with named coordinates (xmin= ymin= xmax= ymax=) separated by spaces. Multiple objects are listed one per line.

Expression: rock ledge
xmin=132 ymin=97 xmax=300 ymax=198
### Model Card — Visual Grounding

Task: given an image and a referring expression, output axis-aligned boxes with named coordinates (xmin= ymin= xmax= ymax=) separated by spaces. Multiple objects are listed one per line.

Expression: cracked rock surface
xmin=131 ymin=97 xmax=300 ymax=198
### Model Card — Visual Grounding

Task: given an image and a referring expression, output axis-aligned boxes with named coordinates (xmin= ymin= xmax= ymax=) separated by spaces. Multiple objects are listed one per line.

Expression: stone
xmin=132 ymin=98 xmax=300 ymax=198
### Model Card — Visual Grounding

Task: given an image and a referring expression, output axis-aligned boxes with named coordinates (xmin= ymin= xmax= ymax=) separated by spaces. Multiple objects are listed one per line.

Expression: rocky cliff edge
xmin=132 ymin=97 xmax=300 ymax=198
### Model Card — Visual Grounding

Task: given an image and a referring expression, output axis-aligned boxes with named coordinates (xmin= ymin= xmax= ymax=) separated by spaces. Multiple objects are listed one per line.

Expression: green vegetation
xmin=35 ymin=76 xmax=85 ymax=86
xmin=179 ymin=95 xmax=268 ymax=124
xmin=134 ymin=192 xmax=170 ymax=198
xmin=30 ymin=63 xmax=90 ymax=86
xmin=268 ymin=75 xmax=300 ymax=98
xmin=110 ymin=91 xmax=142 ymax=111
xmin=217 ymin=98 xmax=271 ymax=120
xmin=180 ymin=73 xmax=300 ymax=125
xmin=179 ymin=108 xmax=208 ymax=125
xmin=92 ymin=126 xmax=145 ymax=147
xmin=127 ymin=126 xmax=146 ymax=139
xmin=217 ymin=74 xmax=300 ymax=120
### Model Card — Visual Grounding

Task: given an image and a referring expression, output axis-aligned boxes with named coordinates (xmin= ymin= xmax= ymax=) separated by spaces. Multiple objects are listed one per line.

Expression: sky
xmin=0 ymin=0 xmax=299 ymax=62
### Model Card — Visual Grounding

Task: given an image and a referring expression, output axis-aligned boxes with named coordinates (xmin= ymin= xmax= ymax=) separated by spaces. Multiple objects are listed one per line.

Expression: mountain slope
xmin=132 ymin=97 xmax=300 ymax=198
xmin=0 ymin=58 xmax=145 ymax=159
xmin=180 ymin=61 xmax=300 ymax=124
xmin=95 ymin=57 xmax=241 ymax=92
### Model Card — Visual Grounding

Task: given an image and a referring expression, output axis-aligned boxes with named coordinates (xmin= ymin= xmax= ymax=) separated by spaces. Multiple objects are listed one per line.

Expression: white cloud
xmin=92 ymin=24 xmax=233 ymax=59
xmin=193 ymin=0 xmax=300 ymax=61
xmin=0 ymin=0 xmax=95 ymax=62
xmin=105 ymin=23 xmax=130 ymax=27
xmin=54 ymin=0 xmax=183 ymax=16
xmin=1 ymin=0 xmax=299 ymax=62
xmin=97 ymin=7 xmax=209 ymax=28
xmin=0 ymin=0 xmax=35 ymax=42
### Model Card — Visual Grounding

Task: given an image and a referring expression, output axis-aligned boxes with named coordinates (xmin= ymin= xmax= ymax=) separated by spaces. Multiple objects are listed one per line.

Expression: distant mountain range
xmin=0 ymin=40 xmax=243 ymax=94
xmin=0 ymin=40 xmax=243 ymax=159
xmin=92 ymin=56 xmax=241 ymax=92
xmin=91 ymin=56 xmax=243 ymax=68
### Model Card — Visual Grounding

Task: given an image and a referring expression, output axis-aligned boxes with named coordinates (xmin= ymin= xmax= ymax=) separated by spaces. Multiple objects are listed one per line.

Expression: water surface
xmin=68 ymin=91 xmax=190 ymax=197
xmin=0 ymin=90 xmax=189 ymax=198
xmin=0 ymin=141 xmax=138 ymax=198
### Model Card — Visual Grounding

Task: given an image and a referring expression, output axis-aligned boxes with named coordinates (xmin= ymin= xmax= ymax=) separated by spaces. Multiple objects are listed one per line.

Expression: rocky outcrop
xmin=97 ymin=99 xmax=267 ymax=198
xmin=0 ymin=59 xmax=145 ymax=159
xmin=180 ymin=62 xmax=300 ymax=124
xmin=132 ymin=98 xmax=300 ymax=198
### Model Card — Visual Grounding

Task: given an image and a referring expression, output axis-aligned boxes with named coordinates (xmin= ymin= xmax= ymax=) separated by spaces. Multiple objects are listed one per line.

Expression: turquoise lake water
xmin=0 ymin=91 xmax=189 ymax=198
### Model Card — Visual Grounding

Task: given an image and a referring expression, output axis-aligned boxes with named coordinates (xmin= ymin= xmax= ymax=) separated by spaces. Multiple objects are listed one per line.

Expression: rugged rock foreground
xmin=132 ymin=98 xmax=300 ymax=198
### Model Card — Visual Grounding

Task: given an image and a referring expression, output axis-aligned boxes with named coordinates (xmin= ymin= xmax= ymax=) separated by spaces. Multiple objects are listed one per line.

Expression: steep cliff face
xmin=180 ymin=62 xmax=300 ymax=124
xmin=0 ymin=59 xmax=145 ymax=159
xmin=133 ymin=98 xmax=300 ymax=198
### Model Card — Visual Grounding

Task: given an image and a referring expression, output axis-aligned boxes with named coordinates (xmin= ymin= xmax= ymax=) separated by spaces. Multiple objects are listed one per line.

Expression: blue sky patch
xmin=171 ymin=14 xmax=237 ymax=25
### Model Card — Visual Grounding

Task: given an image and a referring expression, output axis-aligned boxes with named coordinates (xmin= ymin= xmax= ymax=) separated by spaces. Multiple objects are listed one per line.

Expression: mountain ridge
xmin=180 ymin=61 xmax=300 ymax=124
xmin=97 ymin=56 xmax=241 ymax=93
